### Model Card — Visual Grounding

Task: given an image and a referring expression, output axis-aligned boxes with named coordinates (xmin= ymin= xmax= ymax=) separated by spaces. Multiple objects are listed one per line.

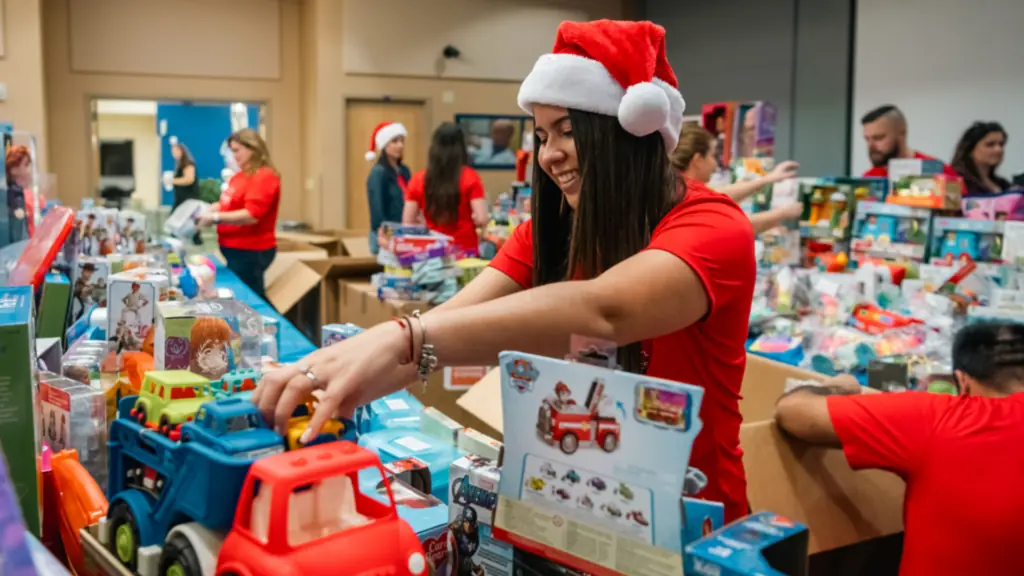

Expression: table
xmin=215 ymin=264 xmax=316 ymax=363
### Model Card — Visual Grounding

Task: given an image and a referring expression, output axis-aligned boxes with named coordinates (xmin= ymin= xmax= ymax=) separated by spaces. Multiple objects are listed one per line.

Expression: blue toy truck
xmin=179 ymin=397 xmax=284 ymax=459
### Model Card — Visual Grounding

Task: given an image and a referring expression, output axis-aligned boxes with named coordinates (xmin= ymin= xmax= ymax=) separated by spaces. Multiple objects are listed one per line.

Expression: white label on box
xmin=394 ymin=435 xmax=431 ymax=453
xmin=385 ymin=398 xmax=409 ymax=411
xmin=1001 ymin=222 xmax=1024 ymax=263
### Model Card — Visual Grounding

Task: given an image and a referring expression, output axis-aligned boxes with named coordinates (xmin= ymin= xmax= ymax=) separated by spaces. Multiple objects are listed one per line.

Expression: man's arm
xmin=774 ymin=379 xmax=864 ymax=447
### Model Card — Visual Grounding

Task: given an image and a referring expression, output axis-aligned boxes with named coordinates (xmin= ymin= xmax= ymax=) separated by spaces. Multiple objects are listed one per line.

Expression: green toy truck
xmin=129 ymin=370 xmax=214 ymax=437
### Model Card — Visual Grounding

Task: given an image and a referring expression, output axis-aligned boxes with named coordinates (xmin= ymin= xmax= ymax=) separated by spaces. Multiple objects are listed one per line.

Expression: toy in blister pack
xmin=820 ymin=176 xmax=888 ymax=203
xmin=930 ymin=217 xmax=1005 ymax=269
xmin=799 ymin=182 xmax=858 ymax=242
xmin=495 ymin=351 xmax=704 ymax=576
xmin=851 ymin=202 xmax=932 ymax=261
xmin=888 ymin=173 xmax=964 ymax=210
xmin=152 ymin=299 xmax=263 ymax=380
xmin=805 ymin=327 xmax=877 ymax=376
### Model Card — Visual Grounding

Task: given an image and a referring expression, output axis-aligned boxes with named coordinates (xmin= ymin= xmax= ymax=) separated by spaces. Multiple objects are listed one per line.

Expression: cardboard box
xmin=449 ymin=455 xmax=514 ymax=575
xmin=687 ymin=512 xmax=810 ymax=576
xmin=37 ymin=272 xmax=71 ymax=339
xmin=0 ymin=286 xmax=42 ymax=536
xmin=106 ymin=268 xmax=169 ymax=353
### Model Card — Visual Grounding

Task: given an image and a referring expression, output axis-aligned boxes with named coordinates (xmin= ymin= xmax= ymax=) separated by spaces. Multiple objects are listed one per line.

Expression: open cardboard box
xmin=275 ymin=228 xmax=372 ymax=258
xmin=457 ymin=352 xmax=905 ymax=558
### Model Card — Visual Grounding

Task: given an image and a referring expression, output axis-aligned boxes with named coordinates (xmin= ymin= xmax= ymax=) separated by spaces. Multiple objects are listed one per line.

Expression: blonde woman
xmin=198 ymin=128 xmax=280 ymax=299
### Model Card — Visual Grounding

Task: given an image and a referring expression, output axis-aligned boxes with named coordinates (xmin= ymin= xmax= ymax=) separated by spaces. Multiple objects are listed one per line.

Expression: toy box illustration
xmin=930 ymin=217 xmax=1005 ymax=267
xmin=701 ymin=102 xmax=737 ymax=168
xmin=106 ymin=267 xmax=169 ymax=352
xmin=0 ymin=286 xmax=42 ymax=536
xmin=448 ymin=455 xmax=513 ymax=576
xmin=889 ymin=173 xmax=964 ymax=210
xmin=494 ymin=352 xmax=705 ymax=576
xmin=75 ymin=206 xmax=119 ymax=256
xmin=117 ymin=209 xmax=148 ymax=254
xmin=153 ymin=299 xmax=263 ymax=381
xmin=71 ymin=257 xmax=109 ymax=322
xmin=962 ymin=190 xmax=1024 ymax=221
xmin=732 ymin=101 xmax=776 ymax=159
xmin=686 ymin=512 xmax=809 ymax=576
xmin=851 ymin=202 xmax=933 ymax=260
xmin=798 ymin=181 xmax=860 ymax=242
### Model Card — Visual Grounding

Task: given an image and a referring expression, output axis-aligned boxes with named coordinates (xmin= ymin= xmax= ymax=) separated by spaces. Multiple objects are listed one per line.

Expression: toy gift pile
xmin=372 ymin=223 xmax=466 ymax=305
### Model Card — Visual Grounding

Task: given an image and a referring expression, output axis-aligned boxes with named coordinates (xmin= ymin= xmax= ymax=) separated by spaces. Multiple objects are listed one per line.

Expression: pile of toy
xmin=372 ymin=222 xmax=462 ymax=304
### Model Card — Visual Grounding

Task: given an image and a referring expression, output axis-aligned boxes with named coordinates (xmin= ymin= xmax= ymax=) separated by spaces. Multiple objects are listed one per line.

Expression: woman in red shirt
xmin=402 ymin=122 xmax=489 ymax=256
xmin=256 ymin=21 xmax=755 ymax=521
xmin=197 ymin=128 xmax=281 ymax=300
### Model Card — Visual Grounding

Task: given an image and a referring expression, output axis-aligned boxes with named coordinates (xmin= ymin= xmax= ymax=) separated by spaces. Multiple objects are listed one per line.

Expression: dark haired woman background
xmin=170 ymin=141 xmax=203 ymax=244
xmin=402 ymin=122 xmax=489 ymax=256
xmin=365 ymin=121 xmax=411 ymax=254
xmin=953 ymin=122 xmax=1024 ymax=220
xmin=257 ymin=20 xmax=756 ymax=522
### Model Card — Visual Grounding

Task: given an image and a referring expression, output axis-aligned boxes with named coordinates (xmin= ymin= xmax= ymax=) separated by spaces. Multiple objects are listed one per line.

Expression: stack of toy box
xmin=448 ymin=454 xmax=514 ymax=575
xmin=74 ymin=206 xmax=119 ymax=257
xmin=0 ymin=286 xmax=42 ymax=536
xmin=886 ymin=158 xmax=964 ymax=211
xmin=373 ymin=223 xmax=460 ymax=304
xmin=152 ymin=299 xmax=263 ymax=382
xmin=107 ymin=267 xmax=170 ymax=353
xmin=37 ymin=374 xmax=107 ymax=491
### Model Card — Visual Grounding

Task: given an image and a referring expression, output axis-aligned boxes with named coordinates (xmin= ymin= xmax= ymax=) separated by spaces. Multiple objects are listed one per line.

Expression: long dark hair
xmin=531 ymin=109 xmax=680 ymax=373
xmin=173 ymin=142 xmax=195 ymax=171
xmin=424 ymin=123 xmax=467 ymax=225
xmin=952 ymin=122 xmax=1010 ymax=192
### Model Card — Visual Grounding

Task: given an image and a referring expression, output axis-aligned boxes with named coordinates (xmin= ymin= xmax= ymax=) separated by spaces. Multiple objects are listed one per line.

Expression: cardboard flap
xmin=266 ymin=261 xmax=323 ymax=313
xmin=740 ymin=421 xmax=905 ymax=554
xmin=457 ymin=367 xmax=503 ymax=435
xmin=263 ymin=242 xmax=327 ymax=288
xmin=307 ymin=256 xmax=380 ymax=279
xmin=741 ymin=355 xmax=826 ymax=422
xmin=341 ymin=237 xmax=372 ymax=258
xmin=275 ymin=230 xmax=340 ymax=247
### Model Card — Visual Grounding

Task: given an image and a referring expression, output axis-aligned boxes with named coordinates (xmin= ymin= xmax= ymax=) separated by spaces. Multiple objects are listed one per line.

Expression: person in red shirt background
xmin=402 ymin=122 xmax=489 ymax=256
xmin=197 ymin=128 xmax=281 ymax=300
xmin=254 ymin=20 xmax=756 ymax=522
xmin=861 ymin=105 xmax=958 ymax=178
xmin=775 ymin=321 xmax=1024 ymax=576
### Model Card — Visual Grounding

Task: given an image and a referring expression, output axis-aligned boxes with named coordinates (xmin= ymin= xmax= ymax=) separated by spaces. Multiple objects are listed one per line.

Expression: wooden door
xmin=345 ymin=100 xmax=427 ymax=230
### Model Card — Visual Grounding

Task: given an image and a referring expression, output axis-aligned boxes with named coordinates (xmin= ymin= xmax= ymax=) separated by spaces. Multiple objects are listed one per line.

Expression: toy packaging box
xmin=322 ymin=322 xmax=364 ymax=347
xmin=153 ymin=299 xmax=263 ymax=381
xmin=886 ymin=157 xmax=946 ymax=182
xmin=851 ymin=202 xmax=933 ymax=261
xmin=732 ymin=158 xmax=775 ymax=214
xmin=75 ymin=206 xmax=119 ymax=257
xmin=163 ymin=199 xmax=208 ymax=240
xmin=358 ymin=426 xmax=466 ymax=503
xmin=38 ymin=374 xmax=108 ymax=490
xmin=261 ymin=316 xmax=279 ymax=361
xmin=685 ymin=512 xmax=809 ymax=576
xmin=356 ymin=389 xmax=425 ymax=434
xmin=682 ymin=497 xmax=725 ymax=574
xmin=71 ymin=256 xmax=109 ymax=322
xmin=930 ymin=218 xmax=1005 ymax=272
xmin=107 ymin=267 xmax=169 ymax=352
xmin=820 ymin=176 xmax=888 ymax=203
xmin=798 ymin=181 xmax=858 ymax=242
xmin=701 ymin=102 xmax=737 ymax=167
xmin=448 ymin=455 xmax=514 ymax=576
xmin=36 ymin=272 xmax=71 ymax=339
xmin=732 ymin=101 xmax=776 ymax=159
xmin=493 ymin=352 xmax=705 ymax=576
xmin=117 ymin=209 xmax=147 ymax=254
xmin=0 ymin=286 xmax=42 ymax=536
xmin=888 ymin=174 xmax=964 ymax=210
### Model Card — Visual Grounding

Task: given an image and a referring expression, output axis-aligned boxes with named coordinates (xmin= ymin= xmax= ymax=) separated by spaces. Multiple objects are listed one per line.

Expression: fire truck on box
xmin=536 ymin=379 xmax=620 ymax=455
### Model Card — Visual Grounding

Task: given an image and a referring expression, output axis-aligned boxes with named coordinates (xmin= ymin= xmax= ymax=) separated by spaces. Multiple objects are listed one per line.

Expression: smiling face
xmin=533 ymin=104 xmax=580 ymax=209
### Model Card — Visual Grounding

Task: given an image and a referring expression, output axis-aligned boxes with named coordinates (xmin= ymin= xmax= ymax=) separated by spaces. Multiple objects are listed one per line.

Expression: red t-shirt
xmin=862 ymin=151 xmax=959 ymax=178
xmin=405 ymin=166 xmax=485 ymax=254
xmin=828 ymin=392 xmax=1024 ymax=575
xmin=489 ymin=181 xmax=755 ymax=521
xmin=217 ymin=167 xmax=281 ymax=251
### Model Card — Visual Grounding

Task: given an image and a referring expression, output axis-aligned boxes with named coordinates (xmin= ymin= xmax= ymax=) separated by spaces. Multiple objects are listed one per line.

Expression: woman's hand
xmin=778 ymin=201 xmax=803 ymax=221
xmin=768 ymin=160 xmax=800 ymax=183
xmin=252 ymin=322 xmax=416 ymax=441
xmin=195 ymin=212 xmax=217 ymax=228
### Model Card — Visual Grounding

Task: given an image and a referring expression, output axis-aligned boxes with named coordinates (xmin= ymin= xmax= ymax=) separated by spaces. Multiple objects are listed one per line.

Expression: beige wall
xmin=0 ymin=0 xmax=49 ymax=169
xmin=42 ymin=0 xmax=303 ymax=219
xmin=304 ymin=0 xmax=630 ymax=229
xmin=95 ymin=113 xmax=161 ymax=209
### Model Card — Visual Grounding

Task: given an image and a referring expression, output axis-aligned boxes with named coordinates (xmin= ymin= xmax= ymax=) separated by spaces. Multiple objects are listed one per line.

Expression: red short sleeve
xmin=243 ymin=168 xmax=280 ymax=220
xmin=645 ymin=182 xmax=755 ymax=317
xmin=464 ymin=168 xmax=485 ymax=200
xmin=488 ymin=219 xmax=533 ymax=288
xmin=827 ymin=392 xmax=952 ymax=476
xmin=406 ymin=170 xmax=426 ymax=207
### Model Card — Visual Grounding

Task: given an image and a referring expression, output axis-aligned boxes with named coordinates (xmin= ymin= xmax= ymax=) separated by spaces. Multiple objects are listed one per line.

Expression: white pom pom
xmin=618 ymin=82 xmax=670 ymax=138
xmin=365 ymin=150 xmax=377 ymax=161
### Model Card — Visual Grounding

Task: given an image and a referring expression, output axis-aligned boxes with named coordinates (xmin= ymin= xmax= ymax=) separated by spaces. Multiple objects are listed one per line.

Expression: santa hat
xmin=517 ymin=20 xmax=685 ymax=151
xmin=365 ymin=122 xmax=408 ymax=161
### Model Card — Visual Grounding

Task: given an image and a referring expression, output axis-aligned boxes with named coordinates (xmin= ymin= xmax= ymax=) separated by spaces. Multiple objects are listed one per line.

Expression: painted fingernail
xmin=299 ymin=429 xmax=313 ymax=444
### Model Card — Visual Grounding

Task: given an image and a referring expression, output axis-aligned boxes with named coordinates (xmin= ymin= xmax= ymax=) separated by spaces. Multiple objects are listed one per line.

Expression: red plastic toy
xmin=7 ymin=206 xmax=75 ymax=289
xmin=216 ymin=441 xmax=427 ymax=576
xmin=851 ymin=303 xmax=923 ymax=335
xmin=537 ymin=379 xmax=621 ymax=455
xmin=51 ymin=449 xmax=109 ymax=576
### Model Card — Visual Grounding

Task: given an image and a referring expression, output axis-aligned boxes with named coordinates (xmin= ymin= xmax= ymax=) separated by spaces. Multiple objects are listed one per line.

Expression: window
xmin=224 ymin=414 xmax=259 ymax=434
xmin=247 ymin=480 xmax=272 ymax=544
xmin=170 ymin=386 xmax=198 ymax=400
xmin=148 ymin=380 xmax=156 ymax=393
xmin=196 ymin=408 xmax=207 ymax=423
xmin=287 ymin=474 xmax=371 ymax=547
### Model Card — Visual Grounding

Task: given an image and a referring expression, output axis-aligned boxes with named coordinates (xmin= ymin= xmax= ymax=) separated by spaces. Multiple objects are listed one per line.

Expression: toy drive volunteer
xmin=256 ymin=19 xmax=756 ymax=522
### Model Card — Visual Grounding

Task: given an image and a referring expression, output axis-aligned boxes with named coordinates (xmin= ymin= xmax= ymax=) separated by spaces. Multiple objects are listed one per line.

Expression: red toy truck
xmin=215 ymin=441 xmax=427 ymax=576
xmin=536 ymin=379 xmax=620 ymax=455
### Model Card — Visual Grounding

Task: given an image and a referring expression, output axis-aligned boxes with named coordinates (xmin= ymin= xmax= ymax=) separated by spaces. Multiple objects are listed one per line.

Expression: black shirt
xmin=173 ymin=164 xmax=201 ymax=208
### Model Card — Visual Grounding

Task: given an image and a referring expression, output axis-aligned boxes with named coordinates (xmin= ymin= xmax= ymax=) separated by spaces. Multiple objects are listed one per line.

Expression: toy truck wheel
xmin=559 ymin=433 xmax=579 ymax=454
xmin=601 ymin=433 xmax=618 ymax=452
xmin=107 ymin=501 xmax=141 ymax=571
xmin=159 ymin=415 xmax=172 ymax=435
xmin=135 ymin=405 xmax=148 ymax=425
xmin=159 ymin=534 xmax=203 ymax=576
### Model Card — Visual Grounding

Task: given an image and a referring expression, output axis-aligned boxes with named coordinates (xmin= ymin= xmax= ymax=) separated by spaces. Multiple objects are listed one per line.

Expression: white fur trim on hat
xmin=517 ymin=53 xmax=685 ymax=150
xmin=375 ymin=123 xmax=407 ymax=154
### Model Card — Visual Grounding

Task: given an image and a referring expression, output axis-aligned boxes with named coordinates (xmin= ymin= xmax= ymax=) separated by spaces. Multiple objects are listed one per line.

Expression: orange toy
xmin=120 ymin=351 xmax=154 ymax=394
xmin=52 ymin=450 xmax=108 ymax=576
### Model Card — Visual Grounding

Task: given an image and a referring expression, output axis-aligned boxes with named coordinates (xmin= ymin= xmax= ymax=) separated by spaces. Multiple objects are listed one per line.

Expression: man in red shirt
xmin=861 ymin=105 xmax=958 ymax=178
xmin=774 ymin=322 xmax=1024 ymax=575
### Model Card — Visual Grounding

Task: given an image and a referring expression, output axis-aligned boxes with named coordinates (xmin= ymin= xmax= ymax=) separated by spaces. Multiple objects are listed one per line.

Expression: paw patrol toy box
xmin=493 ymin=352 xmax=705 ymax=576
xmin=685 ymin=512 xmax=809 ymax=576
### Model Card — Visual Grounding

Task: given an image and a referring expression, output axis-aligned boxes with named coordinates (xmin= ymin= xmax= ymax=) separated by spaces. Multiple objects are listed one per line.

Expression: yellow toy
xmin=285 ymin=400 xmax=349 ymax=450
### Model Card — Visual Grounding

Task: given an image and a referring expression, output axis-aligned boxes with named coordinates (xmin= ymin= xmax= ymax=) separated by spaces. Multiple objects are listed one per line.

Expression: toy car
xmin=211 ymin=368 xmax=261 ymax=398
xmin=587 ymin=477 xmax=606 ymax=492
xmin=578 ymin=495 xmax=594 ymax=510
xmin=562 ymin=470 xmax=580 ymax=484
xmin=527 ymin=477 xmax=546 ymax=492
xmin=851 ymin=303 xmax=923 ymax=335
xmin=601 ymin=503 xmax=622 ymax=519
xmin=552 ymin=487 xmax=571 ymax=501
xmin=178 ymin=398 xmax=285 ymax=460
xmin=286 ymin=400 xmax=357 ymax=451
xmin=615 ymin=483 xmax=634 ymax=502
xmin=540 ymin=462 xmax=556 ymax=479
xmin=626 ymin=510 xmax=649 ymax=527
xmin=129 ymin=370 xmax=214 ymax=437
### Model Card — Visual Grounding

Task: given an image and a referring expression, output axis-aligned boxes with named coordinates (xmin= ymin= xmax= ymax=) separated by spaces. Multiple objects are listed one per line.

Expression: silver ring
xmin=304 ymin=369 xmax=318 ymax=383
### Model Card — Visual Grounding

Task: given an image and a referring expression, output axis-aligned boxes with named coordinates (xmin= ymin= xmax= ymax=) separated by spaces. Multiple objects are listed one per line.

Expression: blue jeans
xmin=369 ymin=230 xmax=380 ymax=255
xmin=220 ymin=246 xmax=276 ymax=301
